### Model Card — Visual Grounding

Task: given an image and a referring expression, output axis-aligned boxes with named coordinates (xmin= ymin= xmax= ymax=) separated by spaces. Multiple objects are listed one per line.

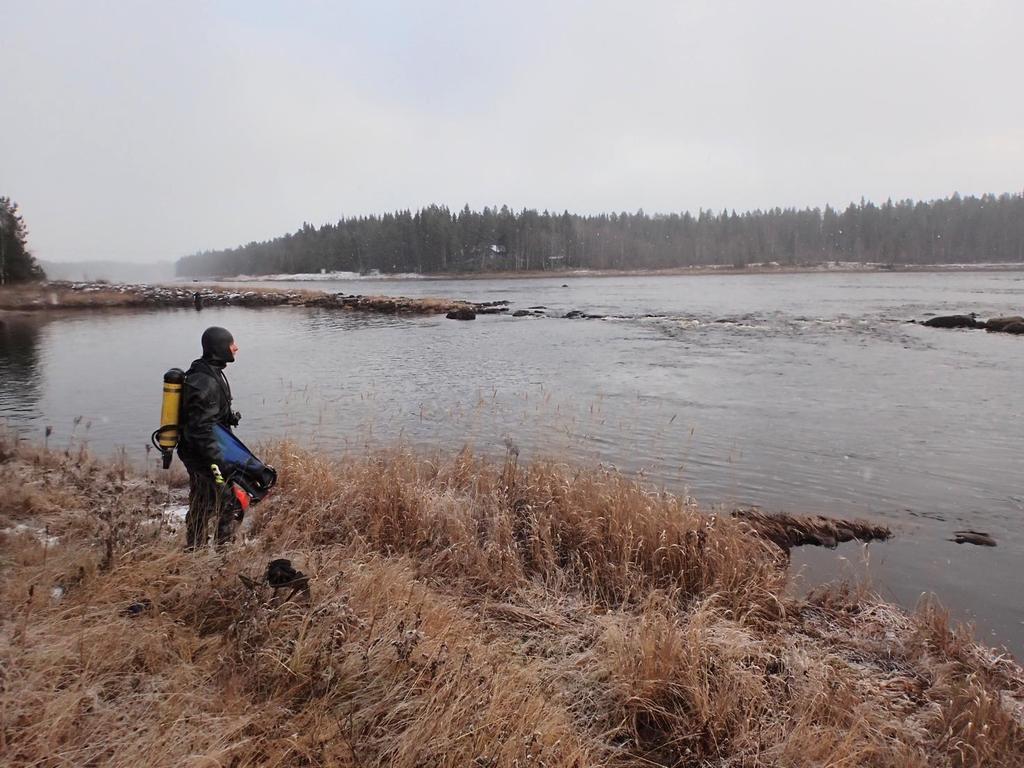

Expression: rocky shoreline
xmin=0 ymin=281 xmax=493 ymax=316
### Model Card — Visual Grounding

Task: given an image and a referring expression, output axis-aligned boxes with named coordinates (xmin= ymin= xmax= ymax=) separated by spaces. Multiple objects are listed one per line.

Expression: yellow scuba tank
xmin=154 ymin=368 xmax=185 ymax=468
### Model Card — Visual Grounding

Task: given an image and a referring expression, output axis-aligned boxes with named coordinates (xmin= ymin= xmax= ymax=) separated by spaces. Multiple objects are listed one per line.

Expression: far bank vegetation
xmin=177 ymin=191 xmax=1024 ymax=277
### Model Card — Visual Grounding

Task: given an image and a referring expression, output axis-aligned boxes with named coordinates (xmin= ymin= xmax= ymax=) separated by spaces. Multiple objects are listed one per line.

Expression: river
xmin=2 ymin=270 xmax=1022 ymax=655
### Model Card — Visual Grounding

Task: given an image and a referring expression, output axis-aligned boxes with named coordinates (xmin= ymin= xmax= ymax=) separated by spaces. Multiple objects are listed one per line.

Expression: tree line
xmin=174 ymin=190 xmax=1022 ymax=277
xmin=0 ymin=197 xmax=45 ymax=284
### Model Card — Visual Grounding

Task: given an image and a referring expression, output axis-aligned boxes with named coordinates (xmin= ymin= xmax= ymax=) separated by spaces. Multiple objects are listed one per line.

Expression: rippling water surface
xmin=2 ymin=271 xmax=1022 ymax=654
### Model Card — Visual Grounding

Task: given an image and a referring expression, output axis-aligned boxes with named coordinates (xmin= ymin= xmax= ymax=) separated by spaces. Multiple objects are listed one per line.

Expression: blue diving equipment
xmin=212 ymin=423 xmax=278 ymax=504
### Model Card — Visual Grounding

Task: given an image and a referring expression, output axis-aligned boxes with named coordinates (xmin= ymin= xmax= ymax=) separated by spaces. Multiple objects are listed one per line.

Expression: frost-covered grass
xmin=1 ymin=433 xmax=1022 ymax=767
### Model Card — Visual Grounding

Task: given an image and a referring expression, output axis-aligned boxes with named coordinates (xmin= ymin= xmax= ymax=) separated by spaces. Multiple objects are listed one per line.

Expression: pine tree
xmin=0 ymin=197 xmax=45 ymax=284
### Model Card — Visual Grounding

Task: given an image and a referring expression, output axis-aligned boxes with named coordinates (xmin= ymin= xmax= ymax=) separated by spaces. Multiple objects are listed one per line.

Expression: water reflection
xmin=0 ymin=314 xmax=43 ymax=419
xmin=302 ymin=310 xmax=418 ymax=333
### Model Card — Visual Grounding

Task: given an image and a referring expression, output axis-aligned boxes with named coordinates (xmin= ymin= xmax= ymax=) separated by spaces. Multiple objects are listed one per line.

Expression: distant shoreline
xmin=214 ymin=261 xmax=1024 ymax=283
xmin=4 ymin=261 xmax=1022 ymax=314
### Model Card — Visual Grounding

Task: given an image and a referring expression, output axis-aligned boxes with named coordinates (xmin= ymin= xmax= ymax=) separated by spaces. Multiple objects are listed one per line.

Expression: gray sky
xmin=2 ymin=0 xmax=1022 ymax=264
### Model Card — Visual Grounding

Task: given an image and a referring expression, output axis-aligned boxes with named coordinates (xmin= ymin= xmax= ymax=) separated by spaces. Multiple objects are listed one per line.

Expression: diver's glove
xmin=228 ymin=411 xmax=242 ymax=426
xmin=210 ymin=463 xmax=225 ymax=486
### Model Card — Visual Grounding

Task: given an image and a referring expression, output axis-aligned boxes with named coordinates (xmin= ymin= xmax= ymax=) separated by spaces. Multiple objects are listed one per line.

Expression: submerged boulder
xmin=950 ymin=530 xmax=997 ymax=547
xmin=986 ymin=315 xmax=1024 ymax=333
xmin=921 ymin=313 xmax=983 ymax=329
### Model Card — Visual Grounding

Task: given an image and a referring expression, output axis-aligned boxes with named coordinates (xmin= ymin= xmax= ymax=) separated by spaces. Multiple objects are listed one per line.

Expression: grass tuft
xmin=1 ymin=432 xmax=1022 ymax=767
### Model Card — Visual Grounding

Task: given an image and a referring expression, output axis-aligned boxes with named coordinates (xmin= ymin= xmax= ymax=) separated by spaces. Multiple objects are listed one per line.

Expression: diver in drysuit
xmin=178 ymin=326 xmax=242 ymax=549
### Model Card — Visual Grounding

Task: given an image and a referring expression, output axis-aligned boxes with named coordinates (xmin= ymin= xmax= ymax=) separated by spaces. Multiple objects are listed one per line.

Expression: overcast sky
xmin=2 ymin=1 xmax=1022 ymax=264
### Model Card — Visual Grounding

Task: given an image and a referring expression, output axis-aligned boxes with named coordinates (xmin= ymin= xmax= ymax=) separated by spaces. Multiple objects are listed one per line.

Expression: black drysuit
xmin=177 ymin=353 xmax=240 ymax=548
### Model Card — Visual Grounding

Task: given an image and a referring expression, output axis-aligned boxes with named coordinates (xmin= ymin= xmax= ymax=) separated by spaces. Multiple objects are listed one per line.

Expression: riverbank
xmin=0 ymin=281 xmax=484 ymax=315
xmin=220 ymin=260 xmax=1024 ymax=283
xmin=2 ymin=434 xmax=1021 ymax=767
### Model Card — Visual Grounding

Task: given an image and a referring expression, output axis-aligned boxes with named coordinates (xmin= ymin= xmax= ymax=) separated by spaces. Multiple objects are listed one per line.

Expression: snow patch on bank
xmin=229 ymin=270 xmax=425 ymax=282
xmin=161 ymin=504 xmax=189 ymax=532
xmin=1 ymin=523 xmax=60 ymax=546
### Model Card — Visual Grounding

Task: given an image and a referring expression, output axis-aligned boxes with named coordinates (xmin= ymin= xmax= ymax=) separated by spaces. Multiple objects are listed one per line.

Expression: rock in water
xmin=446 ymin=307 xmax=476 ymax=320
xmin=984 ymin=315 xmax=1024 ymax=332
xmin=922 ymin=313 xmax=983 ymax=329
xmin=950 ymin=530 xmax=997 ymax=546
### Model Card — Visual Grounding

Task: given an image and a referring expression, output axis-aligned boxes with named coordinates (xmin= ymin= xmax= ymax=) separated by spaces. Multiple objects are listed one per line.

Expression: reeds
xmin=1 ymin=433 xmax=1022 ymax=767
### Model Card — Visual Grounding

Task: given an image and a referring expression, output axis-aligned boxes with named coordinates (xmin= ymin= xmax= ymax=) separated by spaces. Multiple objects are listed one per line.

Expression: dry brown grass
xmin=1 ymin=434 xmax=1022 ymax=767
xmin=0 ymin=284 xmax=134 ymax=309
